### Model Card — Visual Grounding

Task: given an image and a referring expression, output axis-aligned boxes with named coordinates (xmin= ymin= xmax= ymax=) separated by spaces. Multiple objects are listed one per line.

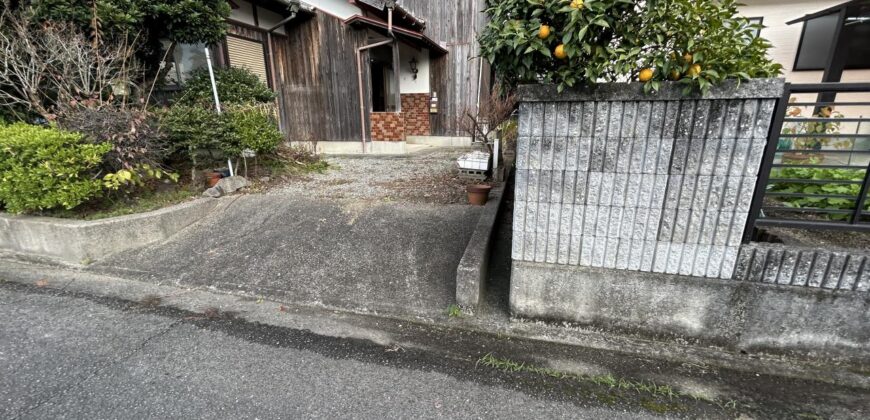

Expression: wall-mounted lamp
xmin=409 ymin=57 xmax=419 ymax=80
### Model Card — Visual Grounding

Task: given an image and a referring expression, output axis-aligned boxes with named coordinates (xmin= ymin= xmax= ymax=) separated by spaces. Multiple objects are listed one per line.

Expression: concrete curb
xmin=0 ymin=198 xmax=227 ymax=263
xmin=455 ymin=184 xmax=505 ymax=309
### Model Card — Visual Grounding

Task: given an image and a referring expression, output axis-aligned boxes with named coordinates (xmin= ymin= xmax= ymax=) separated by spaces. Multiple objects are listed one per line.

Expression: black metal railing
xmin=744 ymin=82 xmax=870 ymax=241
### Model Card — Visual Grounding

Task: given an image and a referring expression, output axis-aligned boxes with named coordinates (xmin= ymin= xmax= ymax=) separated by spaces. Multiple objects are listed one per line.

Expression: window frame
xmin=792 ymin=11 xmax=870 ymax=72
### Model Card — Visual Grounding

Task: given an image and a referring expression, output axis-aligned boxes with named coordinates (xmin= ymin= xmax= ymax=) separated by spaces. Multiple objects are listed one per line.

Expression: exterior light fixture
xmin=409 ymin=57 xmax=419 ymax=80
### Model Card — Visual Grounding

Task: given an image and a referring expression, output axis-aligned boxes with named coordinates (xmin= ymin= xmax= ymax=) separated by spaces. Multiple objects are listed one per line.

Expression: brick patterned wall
xmin=370 ymin=112 xmax=405 ymax=141
xmin=401 ymin=93 xmax=431 ymax=136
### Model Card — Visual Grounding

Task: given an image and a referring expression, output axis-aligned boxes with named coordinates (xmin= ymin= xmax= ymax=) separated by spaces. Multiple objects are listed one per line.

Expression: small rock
xmin=215 ymin=176 xmax=249 ymax=194
xmin=259 ymin=176 xmax=271 ymax=183
xmin=202 ymin=187 xmax=223 ymax=198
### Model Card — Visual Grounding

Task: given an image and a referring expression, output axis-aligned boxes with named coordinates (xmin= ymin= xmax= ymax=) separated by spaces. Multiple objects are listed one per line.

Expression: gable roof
xmin=343 ymin=14 xmax=447 ymax=54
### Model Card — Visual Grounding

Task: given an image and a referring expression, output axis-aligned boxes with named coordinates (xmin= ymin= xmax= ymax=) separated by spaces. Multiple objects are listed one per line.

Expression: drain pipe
xmin=266 ymin=8 xmax=300 ymax=135
xmin=355 ymin=3 xmax=396 ymax=153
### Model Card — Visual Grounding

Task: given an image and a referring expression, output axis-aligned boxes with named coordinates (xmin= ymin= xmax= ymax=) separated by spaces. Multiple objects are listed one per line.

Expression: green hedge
xmin=175 ymin=67 xmax=276 ymax=106
xmin=0 ymin=123 xmax=110 ymax=214
xmin=161 ymin=104 xmax=282 ymax=159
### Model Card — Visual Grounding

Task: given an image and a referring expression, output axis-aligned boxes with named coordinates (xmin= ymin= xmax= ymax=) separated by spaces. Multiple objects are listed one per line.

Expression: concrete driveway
xmin=92 ymin=150 xmax=483 ymax=318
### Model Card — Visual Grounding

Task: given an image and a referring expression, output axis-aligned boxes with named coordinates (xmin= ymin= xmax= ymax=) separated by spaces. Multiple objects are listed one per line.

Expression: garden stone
xmin=202 ymin=176 xmax=250 ymax=198
xmin=203 ymin=187 xmax=223 ymax=198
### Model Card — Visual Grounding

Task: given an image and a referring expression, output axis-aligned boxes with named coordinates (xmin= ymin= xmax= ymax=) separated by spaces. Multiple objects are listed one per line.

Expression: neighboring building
xmin=168 ymin=0 xmax=490 ymax=152
xmin=739 ymin=0 xmax=870 ymax=117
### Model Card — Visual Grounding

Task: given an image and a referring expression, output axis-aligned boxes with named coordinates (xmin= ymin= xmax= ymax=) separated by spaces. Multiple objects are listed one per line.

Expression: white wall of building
xmin=229 ymin=0 xmax=257 ymax=26
xmin=739 ymin=0 xmax=870 ymax=84
xmin=398 ymin=43 xmax=430 ymax=94
xmin=302 ymin=0 xmax=362 ymax=20
xmin=739 ymin=0 xmax=870 ymax=120
xmin=228 ymin=0 xmax=290 ymax=34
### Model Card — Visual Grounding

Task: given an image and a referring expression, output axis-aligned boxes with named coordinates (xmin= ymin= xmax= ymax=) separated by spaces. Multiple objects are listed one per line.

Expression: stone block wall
xmin=371 ymin=112 xmax=405 ymax=141
xmin=512 ymin=80 xmax=784 ymax=279
xmin=401 ymin=93 xmax=431 ymax=136
xmin=734 ymin=242 xmax=870 ymax=291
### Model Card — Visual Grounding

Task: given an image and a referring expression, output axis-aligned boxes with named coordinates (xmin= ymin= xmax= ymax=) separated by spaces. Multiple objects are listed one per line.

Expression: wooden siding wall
xmin=275 ymin=12 xmax=370 ymax=142
xmin=398 ymin=0 xmax=491 ymax=136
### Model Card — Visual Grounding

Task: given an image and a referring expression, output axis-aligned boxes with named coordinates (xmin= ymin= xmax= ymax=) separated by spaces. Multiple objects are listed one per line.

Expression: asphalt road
xmin=1 ymin=282 xmax=655 ymax=419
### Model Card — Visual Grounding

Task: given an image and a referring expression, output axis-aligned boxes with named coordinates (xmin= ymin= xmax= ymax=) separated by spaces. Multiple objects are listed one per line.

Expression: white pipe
xmin=205 ymin=46 xmax=233 ymax=177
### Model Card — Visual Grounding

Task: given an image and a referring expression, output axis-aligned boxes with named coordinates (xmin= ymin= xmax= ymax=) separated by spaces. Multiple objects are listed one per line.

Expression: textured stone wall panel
xmin=513 ymin=81 xmax=784 ymax=280
xmin=732 ymin=243 xmax=870 ymax=291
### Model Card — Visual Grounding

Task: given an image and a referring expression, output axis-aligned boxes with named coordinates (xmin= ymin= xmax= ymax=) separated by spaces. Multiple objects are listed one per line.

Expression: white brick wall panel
xmin=608 ymin=102 xmax=624 ymax=140
xmin=580 ymin=236 xmax=594 ymax=266
xmin=528 ymin=137 xmax=542 ymax=170
xmin=653 ymin=242 xmax=670 ymax=273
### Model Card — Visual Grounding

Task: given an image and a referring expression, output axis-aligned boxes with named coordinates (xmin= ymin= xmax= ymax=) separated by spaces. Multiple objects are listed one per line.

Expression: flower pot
xmin=466 ymin=184 xmax=492 ymax=206
xmin=206 ymin=172 xmax=223 ymax=188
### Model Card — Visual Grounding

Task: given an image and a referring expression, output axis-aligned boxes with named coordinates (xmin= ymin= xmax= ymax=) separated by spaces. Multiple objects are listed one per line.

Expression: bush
xmin=161 ymin=104 xmax=228 ymax=154
xmin=175 ymin=67 xmax=276 ymax=106
xmin=161 ymin=103 xmax=282 ymax=172
xmin=479 ymin=0 xmax=781 ymax=93
xmin=55 ymin=105 xmax=170 ymax=171
xmin=224 ymin=104 xmax=283 ymax=156
xmin=0 ymin=123 xmax=110 ymax=213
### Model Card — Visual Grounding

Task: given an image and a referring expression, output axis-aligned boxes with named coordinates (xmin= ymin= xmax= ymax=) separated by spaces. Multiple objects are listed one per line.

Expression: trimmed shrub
xmin=0 ymin=123 xmax=110 ymax=213
xmin=161 ymin=104 xmax=282 ymax=159
xmin=175 ymin=67 xmax=276 ymax=106
xmin=223 ymin=104 xmax=283 ymax=156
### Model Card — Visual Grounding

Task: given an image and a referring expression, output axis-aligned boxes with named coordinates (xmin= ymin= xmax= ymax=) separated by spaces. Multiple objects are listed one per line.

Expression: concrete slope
xmin=94 ymin=194 xmax=482 ymax=318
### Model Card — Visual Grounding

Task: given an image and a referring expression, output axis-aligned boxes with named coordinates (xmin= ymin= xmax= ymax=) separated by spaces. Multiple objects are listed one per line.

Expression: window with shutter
xmin=226 ymin=35 xmax=270 ymax=85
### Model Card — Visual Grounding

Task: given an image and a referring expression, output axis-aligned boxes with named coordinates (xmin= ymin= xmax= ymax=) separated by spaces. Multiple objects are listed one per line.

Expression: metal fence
xmin=744 ymin=82 xmax=870 ymax=241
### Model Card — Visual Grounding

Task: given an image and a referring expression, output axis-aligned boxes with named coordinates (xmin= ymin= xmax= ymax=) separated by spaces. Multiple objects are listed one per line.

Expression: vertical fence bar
xmin=850 ymin=160 xmax=870 ymax=225
xmin=742 ymin=83 xmax=792 ymax=243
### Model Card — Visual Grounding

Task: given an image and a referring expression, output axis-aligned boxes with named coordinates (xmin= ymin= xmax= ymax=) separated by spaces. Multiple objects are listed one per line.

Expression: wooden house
xmin=170 ymin=0 xmax=490 ymax=153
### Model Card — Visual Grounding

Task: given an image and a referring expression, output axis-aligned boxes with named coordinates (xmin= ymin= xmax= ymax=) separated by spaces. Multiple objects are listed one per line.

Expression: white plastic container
xmin=457 ymin=151 xmax=491 ymax=170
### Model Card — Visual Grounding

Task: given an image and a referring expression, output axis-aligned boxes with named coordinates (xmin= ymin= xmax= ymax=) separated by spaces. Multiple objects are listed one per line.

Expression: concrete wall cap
xmin=518 ymin=78 xmax=786 ymax=102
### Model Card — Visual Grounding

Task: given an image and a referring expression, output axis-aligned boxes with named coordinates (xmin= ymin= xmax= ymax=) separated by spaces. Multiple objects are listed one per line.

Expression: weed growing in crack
xmin=476 ymin=353 xmax=710 ymax=406
xmin=446 ymin=304 xmax=463 ymax=318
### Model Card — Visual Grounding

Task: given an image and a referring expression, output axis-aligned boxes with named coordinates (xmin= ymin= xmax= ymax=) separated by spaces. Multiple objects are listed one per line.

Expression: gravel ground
xmin=271 ymin=148 xmax=489 ymax=204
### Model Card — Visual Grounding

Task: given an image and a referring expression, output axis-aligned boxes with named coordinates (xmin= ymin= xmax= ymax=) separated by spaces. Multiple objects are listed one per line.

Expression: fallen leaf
xmin=35 ymin=279 xmax=48 ymax=288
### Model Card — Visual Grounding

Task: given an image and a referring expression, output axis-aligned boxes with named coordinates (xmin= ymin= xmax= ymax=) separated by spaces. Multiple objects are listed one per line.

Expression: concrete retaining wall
xmin=512 ymin=79 xmax=785 ymax=279
xmin=0 ymin=198 xmax=220 ymax=263
xmin=504 ymin=80 xmax=870 ymax=360
xmin=455 ymin=185 xmax=504 ymax=309
xmin=511 ymin=260 xmax=870 ymax=362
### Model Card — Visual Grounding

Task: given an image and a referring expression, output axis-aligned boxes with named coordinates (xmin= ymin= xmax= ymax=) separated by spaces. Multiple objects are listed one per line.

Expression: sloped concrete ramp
xmin=93 ymin=194 xmax=482 ymax=318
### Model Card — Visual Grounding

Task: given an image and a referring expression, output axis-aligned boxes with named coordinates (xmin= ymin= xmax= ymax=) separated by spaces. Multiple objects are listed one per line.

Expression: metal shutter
xmin=226 ymin=36 xmax=268 ymax=85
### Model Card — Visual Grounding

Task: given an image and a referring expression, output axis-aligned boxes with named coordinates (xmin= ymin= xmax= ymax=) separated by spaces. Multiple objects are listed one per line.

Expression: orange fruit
xmin=554 ymin=44 xmax=567 ymax=59
xmin=687 ymin=64 xmax=702 ymax=77
xmin=669 ymin=70 xmax=681 ymax=81
xmin=683 ymin=52 xmax=693 ymax=63
xmin=570 ymin=0 xmax=585 ymax=9
xmin=638 ymin=68 xmax=654 ymax=82
xmin=538 ymin=25 xmax=551 ymax=39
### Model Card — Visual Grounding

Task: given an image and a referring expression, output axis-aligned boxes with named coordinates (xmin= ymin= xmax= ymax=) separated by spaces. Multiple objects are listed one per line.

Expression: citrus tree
xmin=479 ymin=0 xmax=782 ymax=93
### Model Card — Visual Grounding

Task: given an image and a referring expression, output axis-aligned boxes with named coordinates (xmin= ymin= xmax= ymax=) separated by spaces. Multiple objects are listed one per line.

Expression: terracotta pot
xmin=206 ymin=172 xmax=222 ymax=188
xmin=466 ymin=184 xmax=492 ymax=206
